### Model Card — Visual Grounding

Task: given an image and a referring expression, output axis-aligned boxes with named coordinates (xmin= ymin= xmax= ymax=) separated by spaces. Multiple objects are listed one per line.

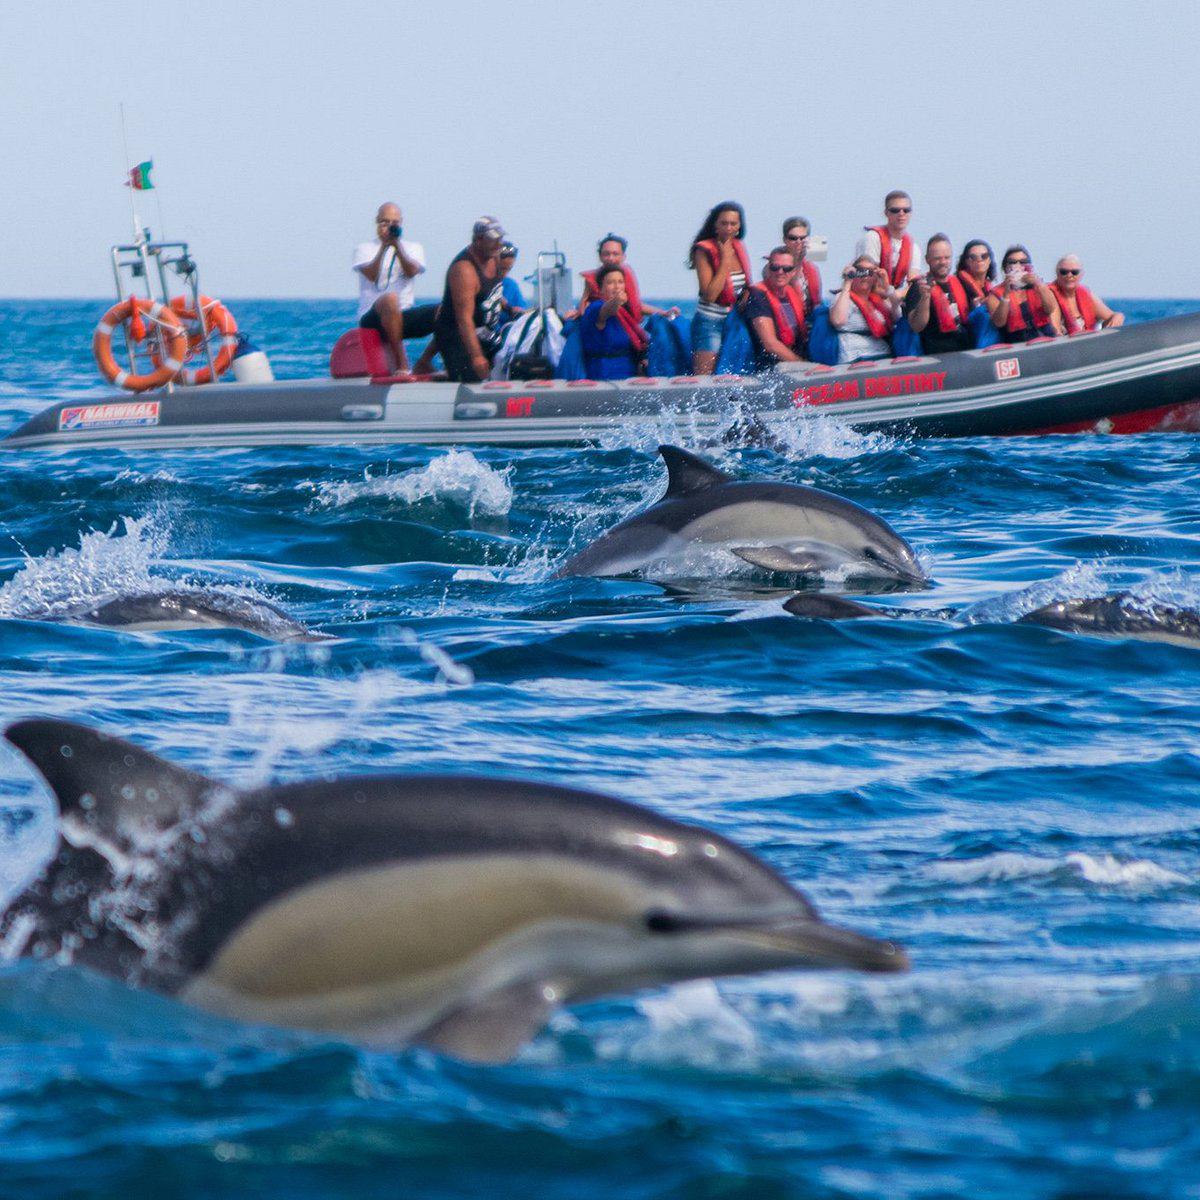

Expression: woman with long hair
xmin=688 ymin=201 xmax=752 ymax=374
xmin=955 ymin=239 xmax=997 ymax=309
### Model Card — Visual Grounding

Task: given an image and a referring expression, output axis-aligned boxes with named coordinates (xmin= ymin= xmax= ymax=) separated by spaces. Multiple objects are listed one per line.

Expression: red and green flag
xmin=126 ymin=160 xmax=154 ymax=190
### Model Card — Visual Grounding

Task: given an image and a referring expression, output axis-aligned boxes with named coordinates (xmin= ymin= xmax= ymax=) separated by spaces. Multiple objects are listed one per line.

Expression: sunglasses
xmin=785 ymin=232 xmax=808 ymax=240
xmin=887 ymin=206 xmax=912 ymax=214
xmin=767 ymin=264 xmax=794 ymax=273
xmin=966 ymin=252 xmax=990 ymax=260
xmin=1005 ymin=259 xmax=1030 ymax=267
xmin=1057 ymin=268 xmax=1081 ymax=276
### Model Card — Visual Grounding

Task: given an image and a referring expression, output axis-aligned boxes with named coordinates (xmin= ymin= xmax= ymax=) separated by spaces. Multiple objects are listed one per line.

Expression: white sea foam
xmin=312 ymin=450 xmax=512 ymax=518
xmin=0 ymin=516 xmax=168 ymax=619
xmin=931 ymin=850 xmax=1187 ymax=890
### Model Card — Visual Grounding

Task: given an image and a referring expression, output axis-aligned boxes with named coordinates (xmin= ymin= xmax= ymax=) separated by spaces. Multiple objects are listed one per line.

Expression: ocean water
xmin=1 ymin=298 xmax=1200 ymax=1198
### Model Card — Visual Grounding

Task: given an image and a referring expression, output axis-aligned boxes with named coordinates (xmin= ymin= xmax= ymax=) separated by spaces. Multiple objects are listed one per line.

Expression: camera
xmin=388 ymin=222 xmax=403 ymax=239
xmin=848 ymin=267 xmax=874 ymax=280
xmin=1006 ymin=265 xmax=1028 ymax=289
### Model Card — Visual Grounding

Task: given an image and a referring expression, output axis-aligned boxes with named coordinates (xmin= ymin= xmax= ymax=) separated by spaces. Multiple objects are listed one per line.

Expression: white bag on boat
xmin=490 ymin=309 xmax=566 ymax=380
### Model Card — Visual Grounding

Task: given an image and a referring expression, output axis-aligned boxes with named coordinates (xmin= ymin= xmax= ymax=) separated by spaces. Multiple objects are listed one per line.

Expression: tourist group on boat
xmin=354 ymin=191 xmax=1126 ymax=383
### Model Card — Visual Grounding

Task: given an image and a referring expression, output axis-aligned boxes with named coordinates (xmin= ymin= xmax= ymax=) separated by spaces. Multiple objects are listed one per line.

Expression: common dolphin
xmin=781 ymin=588 xmax=1200 ymax=648
xmin=55 ymin=589 xmax=324 ymax=642
xmin=782 ymin=594 xmax=881 ymax=620
xmin=1 ymin=719 xmax=907 ymax=1063
xmin=553 ymin=446 xmax=926 ymax=586
xmin=1019 ymin=592 xmax=1200 ymax=647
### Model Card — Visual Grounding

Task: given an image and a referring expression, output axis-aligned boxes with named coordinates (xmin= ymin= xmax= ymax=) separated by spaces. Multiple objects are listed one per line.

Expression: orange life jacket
xmin=849 ymin=292 xmax=894 ymax=340
xmin=957 ymin=270 xmax=990 ymax=306
xmin=612 ymin=305 xmax=649 ymax=353
xmin=868 ymin=226 xmax=914 ymax=287
xmin=795 ymin=260 xmax=821 ymax=318
xmin=1049 ymin=283 xmax=1098 ymax=335
xmin=750 ymin=281 xmax=806 ymax=348
xmin=997 ymin=284 xmax=1052 ymax=335
xmin=695 ymin=239 xmax=754 ymax=307
xmin=581 ymin=266 xmax=644 ymax=322
xmin=930 ymin=276 xmax=971 ymax=333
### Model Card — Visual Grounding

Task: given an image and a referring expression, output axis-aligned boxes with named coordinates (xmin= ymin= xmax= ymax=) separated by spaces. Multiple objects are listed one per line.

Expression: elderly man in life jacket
xmin=1049 ymin=255 xmax=1125 ymax=335
xmin=904 ymin=234 xmax=974 ymax=354
xmin=744 ymin=247 xmax=809 ymax=370
xmin=857 ymin=190 xmax=922 ymax=301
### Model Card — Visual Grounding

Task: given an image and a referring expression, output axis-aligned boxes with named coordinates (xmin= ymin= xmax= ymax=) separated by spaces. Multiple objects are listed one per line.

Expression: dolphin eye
xmin=644 ymin=909 xmax=683 ymax=934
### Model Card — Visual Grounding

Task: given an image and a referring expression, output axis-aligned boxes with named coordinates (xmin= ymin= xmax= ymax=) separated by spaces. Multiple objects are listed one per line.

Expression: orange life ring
xmin=92 ymin=297 xmax=187 ymax=392
xmin=166 ymin=295 xmax=239 ymax=385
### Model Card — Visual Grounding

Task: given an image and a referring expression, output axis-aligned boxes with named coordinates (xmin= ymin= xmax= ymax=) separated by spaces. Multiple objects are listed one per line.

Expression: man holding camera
xmin=904 ymin=235 xmax=973 ymax=354
xmin=353 ymin=202 xmax=436 ymax=374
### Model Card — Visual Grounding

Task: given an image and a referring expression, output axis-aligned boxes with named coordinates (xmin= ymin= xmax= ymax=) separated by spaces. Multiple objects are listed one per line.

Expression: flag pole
xmin=119 ymin=102 xmax=142 ymax=245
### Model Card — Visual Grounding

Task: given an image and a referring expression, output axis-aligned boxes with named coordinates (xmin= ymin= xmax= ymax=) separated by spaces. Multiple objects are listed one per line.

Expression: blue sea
xmin=2 ymin=297 xmax=1200 ymax=1199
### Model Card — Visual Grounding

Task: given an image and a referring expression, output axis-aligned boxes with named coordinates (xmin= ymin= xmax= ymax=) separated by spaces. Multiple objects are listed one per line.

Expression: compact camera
xmin=389 ymin=223 xmax=403 ymax=239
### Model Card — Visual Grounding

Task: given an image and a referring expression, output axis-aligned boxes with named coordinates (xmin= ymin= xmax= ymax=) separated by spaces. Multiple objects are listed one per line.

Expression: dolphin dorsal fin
xmin=5 ymin=718 xmax=221 ymax=848
xmin=658 ymin=445 xmax=733 ymax=499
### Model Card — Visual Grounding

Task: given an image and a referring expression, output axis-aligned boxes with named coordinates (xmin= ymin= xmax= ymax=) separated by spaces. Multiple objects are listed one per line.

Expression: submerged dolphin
xmin=554 ymin=446 xmax=926 ymax=586
xmin=1 ymin=719 xmax=906 ymax=1063
xmin=54 ymin=589 xmax=323 ymax=642
xmin=781 ymin=588 xmax=1200 ymax=648
xmin=1019 ymin=592 xmax=1200 ymax=647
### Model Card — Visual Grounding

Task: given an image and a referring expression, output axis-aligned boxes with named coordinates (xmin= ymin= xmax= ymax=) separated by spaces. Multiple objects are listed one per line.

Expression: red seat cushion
xmin=330 ymin=328 xmax=396 ymax=378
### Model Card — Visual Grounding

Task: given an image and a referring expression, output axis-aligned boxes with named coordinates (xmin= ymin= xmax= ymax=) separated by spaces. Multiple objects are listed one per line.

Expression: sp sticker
xmin=994 ymin=358 xmax=1021 ymax=381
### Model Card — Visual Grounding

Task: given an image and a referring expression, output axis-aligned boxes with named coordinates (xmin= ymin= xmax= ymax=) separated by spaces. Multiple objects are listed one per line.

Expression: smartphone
xmin=806 ymin=234 xmax=829 ymax=263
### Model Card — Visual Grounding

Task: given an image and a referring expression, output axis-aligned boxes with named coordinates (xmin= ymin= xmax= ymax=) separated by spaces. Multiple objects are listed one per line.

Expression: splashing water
xmin=0 ymin=516 xmax=170 ymax=619
xmin=311 ymin=450 xmax=513 ymax=518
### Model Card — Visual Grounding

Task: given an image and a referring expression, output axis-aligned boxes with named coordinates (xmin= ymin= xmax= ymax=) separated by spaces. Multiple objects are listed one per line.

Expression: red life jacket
xmin=929 ymin=276 xmax=970 ymax=334
xmin=612 ymin=305 xmax=650 ymax=354
xmin=750 ymin=282 xmax=806 ymax=348
xmin=695 ymin=239 xmax=754 ymax=307
xmin=998 ymin=284 xmax=1051 ymax=335
xmin=957 ymin=270 xmax=990 ymax=305
xmin=1049 ymin=283 xmax=1097 ymax=335
xmin=795 ymin=260 xmax=821 ymax=318
xmin=849 ymin=292 xmax=894 ymax=340
xmin=581 ymin=266 xmax=644 ymax=322
xmin=868 ymin=226 xmax=914 ymax=287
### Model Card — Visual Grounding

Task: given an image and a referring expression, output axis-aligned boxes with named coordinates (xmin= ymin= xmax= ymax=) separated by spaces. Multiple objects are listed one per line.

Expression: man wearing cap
xmin=353 ymin=202 xmax=435 ymax=374
xmin=497 ymin=243 xmax=527 ymax=319
xmin=433 ymin=216 xmax=508 ymax=381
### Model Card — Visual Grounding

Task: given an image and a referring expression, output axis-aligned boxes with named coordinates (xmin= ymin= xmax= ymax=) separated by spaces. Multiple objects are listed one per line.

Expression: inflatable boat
xmin=8 ymin=309 xmax=1200 ymax=453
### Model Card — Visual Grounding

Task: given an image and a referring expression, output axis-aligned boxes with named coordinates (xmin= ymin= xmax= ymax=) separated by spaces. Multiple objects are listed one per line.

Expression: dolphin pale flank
xmin=1 ymin=719 xmax=907 ymax=1063
xmin=56 ymin=589 xmax=324 ymax=642
xmin=553 ymin=446 xmax=926 ymax=586
xmin=1019 ymin=592 xmax=1200 ymax=647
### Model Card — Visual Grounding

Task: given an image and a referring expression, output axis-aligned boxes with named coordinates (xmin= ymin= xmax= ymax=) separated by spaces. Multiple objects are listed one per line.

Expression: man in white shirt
xmin=353 ymin=202 xmax=434 ymax=373
xmin=855 ymin=190 xmax=921 ymax=300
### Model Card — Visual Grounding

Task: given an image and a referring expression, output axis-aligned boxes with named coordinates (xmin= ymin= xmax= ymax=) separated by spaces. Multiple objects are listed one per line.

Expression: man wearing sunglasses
xmin=744 ymin=248 xmax=808 ymax=370
xmin=782 ymin=217 xmax=822 ymax=326
xmin=857 ymin=190 xmax=922 ymax=297
xmin=904 ymin=235 xmax=973 ymax=355
xmin=1048 ymin=256 xmax=1125 ymax=335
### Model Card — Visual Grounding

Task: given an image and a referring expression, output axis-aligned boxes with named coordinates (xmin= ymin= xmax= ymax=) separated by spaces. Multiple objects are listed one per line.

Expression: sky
xmin=1 ymin=1 xmax=1195 ymax=300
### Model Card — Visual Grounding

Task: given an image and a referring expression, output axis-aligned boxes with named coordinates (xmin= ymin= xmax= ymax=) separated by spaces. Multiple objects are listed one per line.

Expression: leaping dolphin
xmin=553 ymin=446 xmax=926 ymax=587
xmin=54 ymin=589 xmax=324 ymax=642
xmin=0 ymin=719 xmax=906 ymax=1063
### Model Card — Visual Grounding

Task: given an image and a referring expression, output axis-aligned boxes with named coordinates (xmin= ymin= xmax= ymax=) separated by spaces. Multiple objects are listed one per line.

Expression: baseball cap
xmin=473 ymin=216 xmax=505 ymax=241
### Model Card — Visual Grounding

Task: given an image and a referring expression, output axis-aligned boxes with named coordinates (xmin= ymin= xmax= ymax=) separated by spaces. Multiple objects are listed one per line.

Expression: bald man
xmin=353 ymin=202 xmax=436 ymax=373
xmin=1049 ymin=255 xmax=1125 ymax=336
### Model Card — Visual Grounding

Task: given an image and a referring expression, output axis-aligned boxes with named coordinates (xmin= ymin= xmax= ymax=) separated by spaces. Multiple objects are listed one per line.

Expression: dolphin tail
xmin=4 ymin=719 xmax=224 ymax=848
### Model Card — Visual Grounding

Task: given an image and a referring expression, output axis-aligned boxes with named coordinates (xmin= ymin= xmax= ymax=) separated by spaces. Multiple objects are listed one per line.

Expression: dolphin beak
xmin=745 ymin=918 xmax=910 ymax=973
